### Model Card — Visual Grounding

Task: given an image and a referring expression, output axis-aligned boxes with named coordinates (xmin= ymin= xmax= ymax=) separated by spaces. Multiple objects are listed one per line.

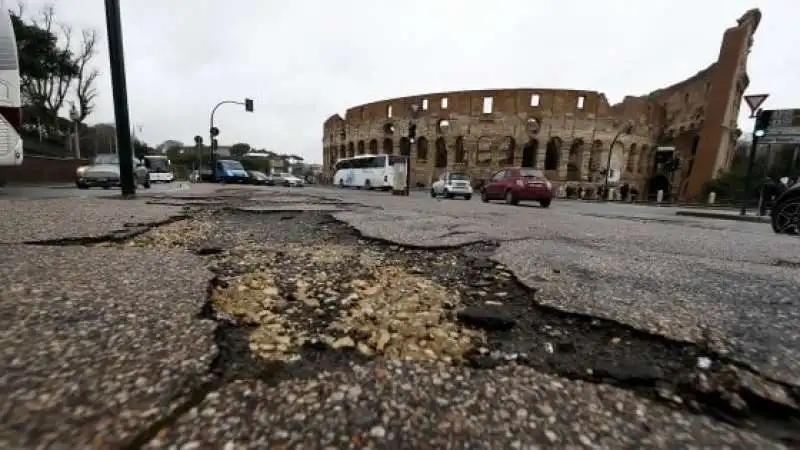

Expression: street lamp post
xmin=209 ymin=98 xmax=254 ymax=182
xmin=406 ymin=102 xmax=421 ymax=196
xmin=68 ymin=104 xmax=80 ymax=159
xmin=103 ymin=0 xmax=136 ymax=197
xmin=602 ymin=120 xmax=634 ymax=201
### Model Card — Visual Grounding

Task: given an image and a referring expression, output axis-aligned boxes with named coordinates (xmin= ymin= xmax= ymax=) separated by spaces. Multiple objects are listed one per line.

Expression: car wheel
xmin=480 ymin=190 xmax=489 ymax=203
xmin=76 ymin=182 xmax=89 ymax=190
xmin=505 ymin=190 xmax=518 ymax=205
xmin=430 ymin=188 xmax=436 ymax=198
xmin=464 ymin=194 xmax=472 ymax=201
xmin=364 ymin=180 xmax=372 ymax=190
xmin=445 ymin=190 xmax=454 ymax=199
xmin=771 ymin=197 xmax=800 ymax=235
xmin=540 ymin=199 xmax=551 ymax=208
xmin=339 ymin=180 xmax=344 ymax=188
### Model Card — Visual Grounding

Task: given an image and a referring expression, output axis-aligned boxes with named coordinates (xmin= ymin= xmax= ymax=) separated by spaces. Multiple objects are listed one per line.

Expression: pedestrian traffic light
xmin=754 ymin=109 xmax=774 ymax=138
xmin=408 ymin=122 xmax=417 ymax=140
xmin=244 ymin=98 xmax=254 ymax=112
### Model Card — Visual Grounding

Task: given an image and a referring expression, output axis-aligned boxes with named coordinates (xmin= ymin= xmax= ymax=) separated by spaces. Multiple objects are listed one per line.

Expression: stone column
xmin=535 ymin=146 xmax=547 ymax=170
xmin=557 ymin=142 xmax=570 ymax=179
xmin=579 ymin=146 xmax=591 ymax=181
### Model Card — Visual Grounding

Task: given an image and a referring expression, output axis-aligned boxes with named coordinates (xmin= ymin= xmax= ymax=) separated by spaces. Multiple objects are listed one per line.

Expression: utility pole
xmin=104 ymin=0 xmax=136 ymax=196
xmin=406 ymin=101 xmax=421 ymax=196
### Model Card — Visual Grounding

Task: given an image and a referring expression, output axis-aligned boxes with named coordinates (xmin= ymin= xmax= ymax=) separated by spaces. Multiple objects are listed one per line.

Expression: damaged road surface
xmin=0 ymin=187 xmax=798 ymax=448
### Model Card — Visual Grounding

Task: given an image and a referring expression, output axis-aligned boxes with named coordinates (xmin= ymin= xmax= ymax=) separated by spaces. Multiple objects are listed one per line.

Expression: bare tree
xmin=72 ymin=29 xmax=99 ymax=123
xmin=26 ymin=5 xmax=76 ymax=130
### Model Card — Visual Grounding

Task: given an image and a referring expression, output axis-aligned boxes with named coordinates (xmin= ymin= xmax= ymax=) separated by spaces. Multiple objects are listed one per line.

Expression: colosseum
xmin=322 ymin=9 xmax=761 ymax=201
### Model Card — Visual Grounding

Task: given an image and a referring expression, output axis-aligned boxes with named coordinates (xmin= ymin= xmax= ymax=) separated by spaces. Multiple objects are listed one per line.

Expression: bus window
xmin=371 ymin=155 xmax=387 ymax=168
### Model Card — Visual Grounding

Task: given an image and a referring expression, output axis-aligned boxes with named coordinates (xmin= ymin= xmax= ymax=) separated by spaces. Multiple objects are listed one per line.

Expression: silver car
xmin=76 ymin=154 xmax=151 ymax=190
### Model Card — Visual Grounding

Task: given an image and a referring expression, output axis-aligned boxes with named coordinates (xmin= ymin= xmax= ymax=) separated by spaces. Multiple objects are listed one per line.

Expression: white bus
xmin=0 ymin=6 xmax=22 ymax=169
xmin=333 ymin=154 xmax=403 ymax=190
xmin=142 ymin=155 xmax=174 ymax=182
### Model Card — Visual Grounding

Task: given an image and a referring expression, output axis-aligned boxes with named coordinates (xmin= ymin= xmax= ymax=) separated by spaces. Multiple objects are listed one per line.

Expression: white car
xmin=278 ymin=173 xmax=304 ymax=187
xmin=431 ymin=171 xmax=473 ymax=200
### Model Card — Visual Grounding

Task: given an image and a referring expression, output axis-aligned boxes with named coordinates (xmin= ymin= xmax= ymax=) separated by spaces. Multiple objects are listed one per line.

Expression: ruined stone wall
xmin=324 ymin=89 xmax=655 ymax=189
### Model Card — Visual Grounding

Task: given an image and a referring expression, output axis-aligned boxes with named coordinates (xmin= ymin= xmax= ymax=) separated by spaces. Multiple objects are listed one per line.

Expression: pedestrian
xmin=620 ymin=183 xmax=630 ymax=202
xmin=759 ymin=177 xmax=777 ymax=216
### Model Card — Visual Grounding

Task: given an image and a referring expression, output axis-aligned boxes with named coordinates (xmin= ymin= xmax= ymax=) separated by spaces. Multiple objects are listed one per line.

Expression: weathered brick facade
xmin=322 ymin=9 xmax=761 ymax=201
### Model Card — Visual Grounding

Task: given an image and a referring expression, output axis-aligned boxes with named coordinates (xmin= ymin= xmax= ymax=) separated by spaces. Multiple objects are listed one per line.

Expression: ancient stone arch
xmin=498 ymin=137 xmax=516 ymax=165
xmin=357 ymin=140 xmax=365 ymax=155
xmin=522 ymin=139 xmax=538 ymax=167
xmin=434 ymin=138 xmax=447 ymax=168
xmin=567 ymin=138 xmax=584 ymax=181
xmin=477 ymin=137 xmax=492 ymax=165
xmin=369 ymin=139 xmax=378 ymax=155
xmin=416 ymin=137 xmax=429 ymax=161
xmin=545 ymin=137 xmax=561 ymax=171
xmin=347 ymin=142 xmax=355 ymax=157
xmin=454 ymin=137 xmax=466 ymax=164
xmin=382 ymin=138 xmax=393 ymax=155
xmin=339 ymin=144 xmax=346 ymax=159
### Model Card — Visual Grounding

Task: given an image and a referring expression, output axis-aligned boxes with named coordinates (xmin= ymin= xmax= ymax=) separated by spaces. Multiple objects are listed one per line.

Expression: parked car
xmin=247 ymin=170 xmax=270 ymax=185
xmin=277 ymin=172 xmax=304 ymax=187
xmin=431 ymin=171 xmax=473 ymax=200
xmin=75 ymin=154 xmax=151 ymax=190
xmin=771 ymin=180 xmax=800 ymax=235
xmin=479 ymin=167 xmax=553 ymax=207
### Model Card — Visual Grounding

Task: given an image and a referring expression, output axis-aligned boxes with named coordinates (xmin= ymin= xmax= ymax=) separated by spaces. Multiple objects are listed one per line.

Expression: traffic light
xmin=408 ymin=122 xmax=417 ymax=141
xmin=210 ymin=126 xmax=220 ymax=137
xmin=244 ymin=98 xmax=254 ymax=112
xmin=754 ymin=109 xmax=774 ymax=137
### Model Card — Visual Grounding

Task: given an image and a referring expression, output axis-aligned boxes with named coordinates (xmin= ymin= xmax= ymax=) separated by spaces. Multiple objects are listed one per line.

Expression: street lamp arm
xmin=210 ymin=100 xmax=245 ymax=129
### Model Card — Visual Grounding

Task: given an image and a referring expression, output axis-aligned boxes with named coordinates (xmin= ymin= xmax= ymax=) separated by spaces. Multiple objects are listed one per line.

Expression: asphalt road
xmin=316 ymin=186 xmax=799 ymax=382
xmin=0 ymin=184 xmax=797 ymax=448
xmin=0 ymin=182 xmax=191 ymax=200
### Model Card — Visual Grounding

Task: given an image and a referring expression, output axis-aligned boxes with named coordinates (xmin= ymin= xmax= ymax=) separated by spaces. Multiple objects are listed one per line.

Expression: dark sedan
xmin=247 ymin=170 xmax=270 ymax=185
xmin=771 ymin=181 xmax=800 ymax=234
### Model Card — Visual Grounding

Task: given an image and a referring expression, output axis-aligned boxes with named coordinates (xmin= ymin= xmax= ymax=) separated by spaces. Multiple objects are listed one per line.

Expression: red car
xmin=480 ymin=167 xmax=553 ymax=207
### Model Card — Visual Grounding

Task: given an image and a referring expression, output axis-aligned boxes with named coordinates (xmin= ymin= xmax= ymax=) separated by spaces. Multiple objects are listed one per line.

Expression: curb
xmin=675 ymin=210 xmax=770 ymax=223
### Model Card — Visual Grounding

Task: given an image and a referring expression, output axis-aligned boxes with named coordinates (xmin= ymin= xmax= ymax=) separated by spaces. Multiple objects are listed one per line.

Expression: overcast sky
xmin=19 ymin=0 xmax=800 ymax=163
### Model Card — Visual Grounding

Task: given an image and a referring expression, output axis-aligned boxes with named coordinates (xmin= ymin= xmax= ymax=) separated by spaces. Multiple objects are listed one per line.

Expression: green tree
xmin=230 ymin=142 xmax=251 ymax=157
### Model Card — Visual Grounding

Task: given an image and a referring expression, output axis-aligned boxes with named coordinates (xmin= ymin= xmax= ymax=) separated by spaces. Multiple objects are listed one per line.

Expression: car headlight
xmin=76 ymin=166 xmax=88 ymax=176
xmin=545 ymin=181 xmax=552 ymax=189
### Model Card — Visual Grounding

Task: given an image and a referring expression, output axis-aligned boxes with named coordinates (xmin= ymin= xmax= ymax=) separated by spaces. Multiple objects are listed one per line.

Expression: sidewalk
xmin=675 ymin=208 xmax=771 ymax=223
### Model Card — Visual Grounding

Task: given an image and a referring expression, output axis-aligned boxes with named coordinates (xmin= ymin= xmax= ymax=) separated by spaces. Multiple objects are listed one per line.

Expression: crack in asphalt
xmin=18 ymin=193 xmax=800 ymax=447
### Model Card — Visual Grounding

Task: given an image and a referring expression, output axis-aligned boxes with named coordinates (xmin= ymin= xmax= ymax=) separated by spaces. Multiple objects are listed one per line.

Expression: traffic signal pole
xmin=740 ymin=108 xmax=769 ymax=216
xmin=208 ymin=99 xmax=254 ymax=182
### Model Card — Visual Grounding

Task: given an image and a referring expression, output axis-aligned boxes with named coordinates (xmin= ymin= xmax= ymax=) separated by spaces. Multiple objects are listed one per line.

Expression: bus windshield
xmin=145 ymin=157 xmax=170 ymax=173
